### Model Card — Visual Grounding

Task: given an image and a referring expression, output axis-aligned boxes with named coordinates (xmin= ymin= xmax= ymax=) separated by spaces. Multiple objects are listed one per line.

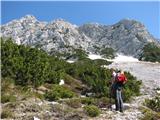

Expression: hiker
xmin=111 ymin=70 xmax=127 ymax=112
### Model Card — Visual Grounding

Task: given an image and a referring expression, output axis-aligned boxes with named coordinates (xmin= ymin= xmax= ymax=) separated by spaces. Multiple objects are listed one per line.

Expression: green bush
xmin=63 ymin=74 xmax=75 ymax=85
xmin=145 ymin=96 xmax=160 ymax=112
xmin=65 ymin=48 xmax=88 ymax=60
xmin=66 ymin=59 xmax=111 ymax=97
xmin=1 ymin=77 xmax=15 ymax=91
xmin=73 ymin=49 xmax=88 ymax=60
xmin=140 ymin=107 xmax=160 ymax=120
xmin=44 ymin=85 xmax=75 ymax=101
xmin=81 ymin=97 xmax=96 ymax=105
xmin=93 ymin=59 xmax=112 ymax=66
xmin=84 ymin=105 xmax=100 ymax=117
xmin=141 ymin=111 xmax=160 ymax=120
xmin=66 ymin=98 xmax=81 ymax=108
xmin=1 ymin=94 xmax=16 ymax=103
xmin=66 ymin=58 xmax=141 ymax=101
xmin=123 ymin=72 xmax=142 ymax=101
xmin=96 ymin=97 xmax=111 ymax=108
xmin=1 ymin=37 xmax=142 ymax=103
xmin=1 ymin=78 xmax=17 ymax=103
xmin=1 ymin=38 xmax=69 ymax=87
xmin=1 ymin=107 xmax=14 ymax=118
xmin=139 ymin=43 xmax=160 ymax=62
xmin=100 ymin=47 xmax=115 ymax=59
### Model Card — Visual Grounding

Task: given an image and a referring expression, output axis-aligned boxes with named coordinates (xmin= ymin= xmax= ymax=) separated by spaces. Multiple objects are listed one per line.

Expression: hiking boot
xmin=115 ymin=108 xmax=119 ymax=111
xmin=120 ymin=109 xmax=123 ymax=113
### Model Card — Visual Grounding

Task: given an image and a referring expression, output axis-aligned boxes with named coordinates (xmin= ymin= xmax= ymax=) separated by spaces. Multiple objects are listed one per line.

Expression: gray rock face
xmin=0 ymin=15 xmax=158 ymax=57
xmin=1 ymin=15 xmax=92 ymax=55
xmin=79 ymin=19 xmax=157 ymax=57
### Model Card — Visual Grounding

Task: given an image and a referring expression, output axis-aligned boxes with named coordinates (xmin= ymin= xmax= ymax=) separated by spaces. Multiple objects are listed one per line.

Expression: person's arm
xmin=111 ymin=72 xmax=116 ymax=84
xmin=123 ymin=75 xmax=127 ymax=84
xmin=110 ymin=77 xmax=114 ymax=85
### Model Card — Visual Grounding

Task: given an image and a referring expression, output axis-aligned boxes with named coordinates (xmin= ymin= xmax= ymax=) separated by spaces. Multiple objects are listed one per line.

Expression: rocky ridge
xmin=1 ymin=15 xmax=159 ymax=57
xmin=1 ymin=15 xmax=92 ymax=55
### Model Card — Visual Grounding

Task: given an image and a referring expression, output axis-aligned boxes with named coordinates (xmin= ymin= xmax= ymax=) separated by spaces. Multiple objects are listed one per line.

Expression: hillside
xmin=1 ymin=39 xmax=142 ymax=120
xmin=1 ymin=15 xmax=160 ymax=120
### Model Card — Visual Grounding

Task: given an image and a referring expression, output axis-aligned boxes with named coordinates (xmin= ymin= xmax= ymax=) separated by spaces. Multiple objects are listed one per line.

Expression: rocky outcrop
xmin=1 ymin=15 xmax=159 ymax=57
xmin=1 ymin=15 xmax=92 ymax=55
xmin=79 ymin=19 xmax=158 ymax=57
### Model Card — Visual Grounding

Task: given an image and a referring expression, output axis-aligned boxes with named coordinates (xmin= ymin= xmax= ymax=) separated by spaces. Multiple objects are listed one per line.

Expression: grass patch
xmin=65 ymin=98 xmax=82 ymax=108
xmin=1 ymin=107 xmax=14 ymax=119
xmin=144 ymin=96 xmax=160 ymax=112
xmin=81 ymin=97 xmax=96 ymax=105
xmin=96 ymin=97 xmax=111 ymax=108
xmin=84 ymin=105 xmax=100 ymax=117
xmin=44 ymin=85 xmax=75 ymax=101
xmin=140 ymin=106 xmax=160 ymax=120
xmin=1 ymin=94 xmax=16 ymax=103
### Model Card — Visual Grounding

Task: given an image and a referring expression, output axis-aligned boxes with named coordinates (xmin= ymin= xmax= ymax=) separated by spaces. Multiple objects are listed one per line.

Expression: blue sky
xmin=1 ymin=1 xmax=160 ymax=38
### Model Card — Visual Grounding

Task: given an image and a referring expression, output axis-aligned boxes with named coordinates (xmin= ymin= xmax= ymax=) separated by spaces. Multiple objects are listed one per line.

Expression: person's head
xmin=121 ymin=71 xmax=124 ymax=74
xmin=111 ymin=69 xmax=116 ymax=77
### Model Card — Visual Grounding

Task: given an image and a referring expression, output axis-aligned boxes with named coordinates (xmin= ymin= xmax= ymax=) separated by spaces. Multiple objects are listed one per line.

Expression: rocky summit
xmin=0 ymin=15 xmax=159 ymax=57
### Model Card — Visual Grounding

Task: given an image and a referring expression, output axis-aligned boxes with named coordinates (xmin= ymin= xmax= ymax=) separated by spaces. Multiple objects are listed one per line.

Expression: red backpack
xmin=116 ymin=73 xmax=127 ymax=83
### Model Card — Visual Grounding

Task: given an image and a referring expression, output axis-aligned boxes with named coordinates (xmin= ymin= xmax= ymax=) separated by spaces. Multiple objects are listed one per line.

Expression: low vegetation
xmin=93 ymin=59 xmax=112 ymax=66
xmin=140 ymin=94 xmax=160 ymax=120
xmin=1 ymin=107 xmax=14 ymax=119
xmin=65 ymin=98 xmax=82 ymax=108
xmin=84 ymin=105 xmax=101 ymax=117
xmin=145 ymin=96 xmax=160 ymax=112
xmin=123 ymin=72 xmax=142 ymax=101
xmin=1 ymin=38 xmax=141 ymax=101
xmin=1 ymin=38 xmax=69 ymax=87
xmin=100 ymin=47 xmax=116 ymax=59
xmin=44 ymin=85 xmax=75 ymax=101
xmin=139 ymin=43 xmax=160 ymax=62
xmin=1 ymin=37 xmax=142 ymax=118
xmin=81 ymin=97 xmax=96 ymax=105
xmin=140 ymin=106 xmax=160 ymax=120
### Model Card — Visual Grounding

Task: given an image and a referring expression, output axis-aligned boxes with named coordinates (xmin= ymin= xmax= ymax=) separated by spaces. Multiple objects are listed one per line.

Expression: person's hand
xmin=123 ymin=81 xmax=126 ymax=84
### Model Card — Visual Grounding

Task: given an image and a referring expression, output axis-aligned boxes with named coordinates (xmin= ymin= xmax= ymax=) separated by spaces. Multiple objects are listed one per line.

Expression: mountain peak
xmin=23 ymin=14 xmax=36 ymax=19
xmin=117 ymin=18 xmax=144 ymax=28
xmin=52 ymin=19 xmax=72 ymax=25
xmin=20 ymin=14 xmax=38 ymax=23
xmin=49 ymin=18 xmax=78 ymax=30
xmin=1 ymin=15 xmax=158 ymax=58
xmin=54 ymin=18 xmax=66 ymax=22
xmin=118 ymin=18 xmax=137 ymax=23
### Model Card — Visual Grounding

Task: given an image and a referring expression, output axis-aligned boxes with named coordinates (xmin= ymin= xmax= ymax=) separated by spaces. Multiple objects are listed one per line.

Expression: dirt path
xmin=91 ymin=61 xmax=160 ymax=120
